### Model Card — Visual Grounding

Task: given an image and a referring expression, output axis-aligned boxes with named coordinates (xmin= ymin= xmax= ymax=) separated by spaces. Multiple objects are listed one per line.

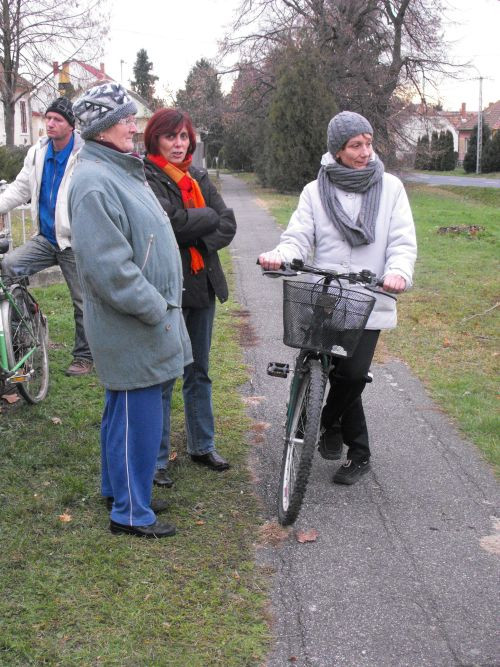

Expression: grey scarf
xmin=318 ymin=153 xmax=385 ymax=246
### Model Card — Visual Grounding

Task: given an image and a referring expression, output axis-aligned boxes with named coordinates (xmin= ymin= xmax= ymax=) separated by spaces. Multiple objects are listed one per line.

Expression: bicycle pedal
xmin=7 ymin=370 xmax=34 ymax=384
xmin=267 ymin=362 xmax=290 ymax=378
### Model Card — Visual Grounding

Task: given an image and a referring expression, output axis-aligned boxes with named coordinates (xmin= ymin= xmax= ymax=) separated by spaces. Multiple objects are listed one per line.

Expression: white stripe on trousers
xmin=124 ymin=391 xmax=133 ymax=525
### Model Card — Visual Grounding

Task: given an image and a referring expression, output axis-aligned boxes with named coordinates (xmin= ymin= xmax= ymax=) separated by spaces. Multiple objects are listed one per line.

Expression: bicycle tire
xmin=278 ymin=358 xmax=327 ymax=526
xmin=3 ymin=286 xmax=49 ymax=404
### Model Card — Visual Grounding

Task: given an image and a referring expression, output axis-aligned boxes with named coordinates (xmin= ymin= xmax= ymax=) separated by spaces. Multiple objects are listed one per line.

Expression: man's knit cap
xmin=327 ymin=111 xmax=373 ymax=156
xmin=45 ymin=97 xmax=75 ymax=127
xmin=73 ymin=83 xmax=137 ymax=139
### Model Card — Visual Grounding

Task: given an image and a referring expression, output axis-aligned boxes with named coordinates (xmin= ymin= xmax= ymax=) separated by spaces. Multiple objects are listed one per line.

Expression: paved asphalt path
xmin=219 ymin=173 xmax=499 ymax=667
xmin=401 ymin=172 xmax=500 ymax=188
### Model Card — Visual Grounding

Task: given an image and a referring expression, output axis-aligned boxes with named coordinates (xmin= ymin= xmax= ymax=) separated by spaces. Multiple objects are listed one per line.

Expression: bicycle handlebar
xmin=257 ymin=257 xmax=383 ymax=287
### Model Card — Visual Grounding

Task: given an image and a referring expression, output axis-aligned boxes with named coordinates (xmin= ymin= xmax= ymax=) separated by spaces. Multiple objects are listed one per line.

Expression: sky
xmin=103 ymin=0 xmax=500 ymax=112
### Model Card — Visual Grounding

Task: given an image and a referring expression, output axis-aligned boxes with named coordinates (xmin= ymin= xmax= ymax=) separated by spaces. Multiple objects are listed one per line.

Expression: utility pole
xmin=476 ymin=76 xmax=483 ymax=175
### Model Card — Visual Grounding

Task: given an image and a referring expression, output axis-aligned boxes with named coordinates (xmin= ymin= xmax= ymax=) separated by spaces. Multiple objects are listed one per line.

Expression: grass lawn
xmin=410 ymin=168 xmax=500 ymax=179
xmin=240 ymin=173 xmax=499 ymax=471
xmin=0 ymin=250 xmax=270 ymax=665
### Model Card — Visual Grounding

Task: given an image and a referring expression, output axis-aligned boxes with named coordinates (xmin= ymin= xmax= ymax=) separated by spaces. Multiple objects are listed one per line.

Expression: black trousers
xmin=321 ymin=329 xmax=380 ymax=463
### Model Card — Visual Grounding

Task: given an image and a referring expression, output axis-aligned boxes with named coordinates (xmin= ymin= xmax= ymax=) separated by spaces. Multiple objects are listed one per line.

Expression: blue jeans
xmin=2 ymin=234 xmax=91 ymax=361
xmin=157 ymin=296 xmax=216 ymax=468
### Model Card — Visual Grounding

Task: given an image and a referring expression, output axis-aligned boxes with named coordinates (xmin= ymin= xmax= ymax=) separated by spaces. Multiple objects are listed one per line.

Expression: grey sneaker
xmin=332 ymin=459 xmax=371 ymax=485
xmin=318 ymin=423 xmax=343 ymax=460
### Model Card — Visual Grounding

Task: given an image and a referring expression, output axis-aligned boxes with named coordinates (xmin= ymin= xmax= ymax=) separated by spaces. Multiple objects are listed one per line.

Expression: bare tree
xmin=0 ymin=0 xmax=109 ymax=145
xmin=221 ymin=0 xmax=458 ymax=161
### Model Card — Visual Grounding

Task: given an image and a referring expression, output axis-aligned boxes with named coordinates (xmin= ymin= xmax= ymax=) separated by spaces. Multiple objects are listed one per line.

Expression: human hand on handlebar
xmin=258 ymin=250 xmax=283 ymax=271
xmin=382 ymin=273 xmax=406 ymax=293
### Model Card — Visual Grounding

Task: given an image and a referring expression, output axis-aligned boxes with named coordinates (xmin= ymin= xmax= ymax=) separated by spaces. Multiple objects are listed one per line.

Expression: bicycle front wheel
xmin=278 ymin=358 xmax=328 ymax=525
xmin=4 ymin=286 xmax=49 ymax=404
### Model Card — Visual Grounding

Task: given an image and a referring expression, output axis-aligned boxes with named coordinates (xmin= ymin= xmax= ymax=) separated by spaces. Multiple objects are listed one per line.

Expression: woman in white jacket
xmin=259 ymin=111 xmax=417 ymax=485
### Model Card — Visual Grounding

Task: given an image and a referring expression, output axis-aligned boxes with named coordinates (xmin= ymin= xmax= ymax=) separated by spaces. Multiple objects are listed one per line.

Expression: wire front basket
xmin=282 ymin=279 xmax=375 ymax=357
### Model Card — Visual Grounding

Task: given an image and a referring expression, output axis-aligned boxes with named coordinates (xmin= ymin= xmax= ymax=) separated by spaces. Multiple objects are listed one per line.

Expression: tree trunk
xmin=3 ymin=100 xmax=15 ymax=146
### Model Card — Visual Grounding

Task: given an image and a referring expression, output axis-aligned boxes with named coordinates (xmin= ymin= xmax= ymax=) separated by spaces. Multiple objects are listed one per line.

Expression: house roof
xmin=72 ymin=61 xmax=112 ymax=81
xmin=440 ymin=110 xmax=477 ymax=132
xmin=441 ymin=100 xmax=500 ymax=133
xmin=483 ymin=101 xmax=500 ymax=131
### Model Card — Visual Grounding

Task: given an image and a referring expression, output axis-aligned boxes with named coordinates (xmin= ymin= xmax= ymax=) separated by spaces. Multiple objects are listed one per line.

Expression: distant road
xmin=401 ymin=172 xmax=500 ymax=188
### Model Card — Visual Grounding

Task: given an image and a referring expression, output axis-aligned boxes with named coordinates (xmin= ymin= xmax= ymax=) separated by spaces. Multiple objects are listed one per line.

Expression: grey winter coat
xmin=68 ymin=141 xmax=192 ymax=390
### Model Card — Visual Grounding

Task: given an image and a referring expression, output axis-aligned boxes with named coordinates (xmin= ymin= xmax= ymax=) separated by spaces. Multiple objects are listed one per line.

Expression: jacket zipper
xmin=141 ymin=234 xmax=155 ymax=270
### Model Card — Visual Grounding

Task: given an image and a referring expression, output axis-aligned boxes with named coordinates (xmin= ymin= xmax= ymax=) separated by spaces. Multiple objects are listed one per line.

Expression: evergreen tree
xmin=176 ymin=59 xmax=225 ymax=165
xmin=413 ymin=136 xmax=422 ymax=169
xmin=463 ymin=122 xmax=491 ymax=173
xmin=441 ymin=130 xmax=455 ymax=170
xmin=430 ymin=131 xmax=440 ymax=170
xmin=418 ymin=134 xmax=430 ymax=170
xmin=266 ymin=45 xmax=337 ymax=192
xmin=131 ymin=49 xmax=159 ymax=105
xmin=481 ymin=131 xmax=500 ymax=173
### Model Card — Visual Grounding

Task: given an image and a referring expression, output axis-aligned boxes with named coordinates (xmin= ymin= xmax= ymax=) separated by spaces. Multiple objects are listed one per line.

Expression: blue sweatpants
xmin=101 ymin=384 xmax=163 ymax=526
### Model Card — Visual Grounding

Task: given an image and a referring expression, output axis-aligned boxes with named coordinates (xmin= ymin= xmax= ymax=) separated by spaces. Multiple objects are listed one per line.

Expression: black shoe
xmin=318 ymin=424 xmax=343 ymax=460
xmin=105 ymin=497 xmax=169 ymax=514
xmin=332 ymin=459 xmax=371 ymax=485
xmin=190 ymin=450 xmax=230 ymax=471
xmin=153 ymin=468 xmax=174 ymax=488
xmin=109 ymin=519 xmax=176 ymax=538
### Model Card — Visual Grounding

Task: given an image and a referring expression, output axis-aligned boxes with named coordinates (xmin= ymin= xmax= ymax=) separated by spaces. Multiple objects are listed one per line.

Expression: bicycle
xmin=0 ymin=236 xmax=49 ymax=404
xmin=260 ymin=257 xmax=394 ymax=525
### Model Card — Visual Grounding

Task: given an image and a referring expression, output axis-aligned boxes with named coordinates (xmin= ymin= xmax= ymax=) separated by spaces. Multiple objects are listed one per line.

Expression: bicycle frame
xmin=0 ymin=276 xmax=38 ymax=383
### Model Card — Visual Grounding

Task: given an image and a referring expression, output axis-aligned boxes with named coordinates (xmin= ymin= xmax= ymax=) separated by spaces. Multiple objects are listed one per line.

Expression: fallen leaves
xmin=1 ymin=392 xmax=20 ymax=404
xmin=295 ymin=528 xmax=319 ymax=544
xmin=58 ymin=511 xmax=72 ymax=523
xmin=258 ymin=521 xmax=289 ymax=546
xmin=241 ymin=395 xmax=266 ymax=406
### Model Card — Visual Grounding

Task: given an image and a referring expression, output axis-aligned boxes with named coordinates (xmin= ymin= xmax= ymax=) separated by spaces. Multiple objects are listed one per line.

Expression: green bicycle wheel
xmin=4 ymin=286 xmax=49 ymax=404
xmin=278 ymin=358 xmax=328 ymax=526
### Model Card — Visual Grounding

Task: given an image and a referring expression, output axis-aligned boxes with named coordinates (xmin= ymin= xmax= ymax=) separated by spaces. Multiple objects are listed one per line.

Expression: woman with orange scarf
xmin=144 ymin=109 xmax=237 ymax=482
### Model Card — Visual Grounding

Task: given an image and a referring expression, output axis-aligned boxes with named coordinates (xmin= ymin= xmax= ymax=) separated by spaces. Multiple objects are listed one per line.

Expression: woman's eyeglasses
xmin=118 ymin=117 xmax=137 ymax=126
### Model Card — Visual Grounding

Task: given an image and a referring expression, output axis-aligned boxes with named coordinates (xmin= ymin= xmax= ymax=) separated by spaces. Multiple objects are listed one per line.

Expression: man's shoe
xmin=153 ymin=468 xmax=174 ymax=488
xmin=105 ymin=497 xmax=169 ymax=514
xmin=332 ymin=459 xmax=371 ymax=485
xmin=318 ymin=424 xmax=343 ymax=460
xmin=191 ymin=450 xmax=230 ymax=471
xmin=65 ymin=358 xmax=93 ymax=376
xmin=109 ymin=519 xmax=176 ymax=538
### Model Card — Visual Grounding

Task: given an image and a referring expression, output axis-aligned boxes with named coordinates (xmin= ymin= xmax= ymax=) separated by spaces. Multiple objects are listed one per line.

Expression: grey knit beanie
xmin=45 ymin=97 xmax=75 ymax=127
xmin=327 ymin=111 xmax=373 ymax=157
xmin=73 ymin=83 xmax=137 ymax=139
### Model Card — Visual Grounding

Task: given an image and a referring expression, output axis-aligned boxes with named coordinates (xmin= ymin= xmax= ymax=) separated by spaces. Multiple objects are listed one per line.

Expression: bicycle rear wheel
xmin=278 ymin=358 xmax=328 ymax=525
xmin=4 ymin=286 xmax=49 ymax=404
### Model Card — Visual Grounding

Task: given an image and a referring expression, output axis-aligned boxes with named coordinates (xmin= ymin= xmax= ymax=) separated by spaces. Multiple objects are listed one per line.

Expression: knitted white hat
xmin=74 ymin=83 xmax=137 ymax=139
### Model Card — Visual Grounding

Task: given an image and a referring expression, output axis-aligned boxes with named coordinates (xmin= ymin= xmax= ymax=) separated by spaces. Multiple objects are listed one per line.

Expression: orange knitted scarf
xmin=147 ymin=153 xmax=205 ymax=274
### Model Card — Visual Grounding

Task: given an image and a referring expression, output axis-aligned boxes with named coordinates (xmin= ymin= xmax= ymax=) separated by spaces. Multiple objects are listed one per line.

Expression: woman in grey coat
xmin=68 ymin=83 xmax=192 ymax=538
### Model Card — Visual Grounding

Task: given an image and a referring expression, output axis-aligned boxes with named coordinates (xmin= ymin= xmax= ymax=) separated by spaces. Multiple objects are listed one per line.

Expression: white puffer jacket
xmin=273 ymin=167 xmax=417 ymax=330
xmin=0 ymin=132 xmax=84 ymax=250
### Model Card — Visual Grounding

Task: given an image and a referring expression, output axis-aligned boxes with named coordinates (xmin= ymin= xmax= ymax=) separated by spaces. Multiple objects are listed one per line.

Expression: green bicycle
xmin=260 ymin=258 xmax=394 ymax=525
xmin=0 ymin=236 xmax=49 ymax=404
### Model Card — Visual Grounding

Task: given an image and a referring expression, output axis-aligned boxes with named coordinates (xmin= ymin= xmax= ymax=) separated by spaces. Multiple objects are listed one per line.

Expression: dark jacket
xmin=143 ymin=158 xmax=237 ymax=309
